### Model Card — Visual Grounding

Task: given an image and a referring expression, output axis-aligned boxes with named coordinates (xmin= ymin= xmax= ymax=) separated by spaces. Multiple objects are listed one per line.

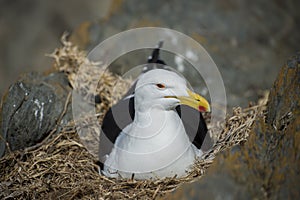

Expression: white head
xmin=134 ymin=69 xmax=210 ymax=113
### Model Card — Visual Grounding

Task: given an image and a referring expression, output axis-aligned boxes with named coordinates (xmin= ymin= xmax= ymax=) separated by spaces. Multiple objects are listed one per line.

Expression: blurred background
xmin=0 ymin=0 xmax=299 ymax=106
xmin=1 ymin=1 xmax=299 ymax=199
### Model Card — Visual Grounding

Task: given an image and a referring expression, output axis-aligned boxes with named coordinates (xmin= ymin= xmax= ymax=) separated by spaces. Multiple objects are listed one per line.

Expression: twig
xmin=152 ymin=185 xmax=161 ymax=199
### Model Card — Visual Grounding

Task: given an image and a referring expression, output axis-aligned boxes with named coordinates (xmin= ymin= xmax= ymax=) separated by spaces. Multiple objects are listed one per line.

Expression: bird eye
xmin=156 ymin=83 xmax=166 ymax=89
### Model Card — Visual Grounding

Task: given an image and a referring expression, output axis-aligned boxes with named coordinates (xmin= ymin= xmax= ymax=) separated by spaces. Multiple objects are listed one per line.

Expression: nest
xmin=0 ymin=36 xmax=266 ymax=199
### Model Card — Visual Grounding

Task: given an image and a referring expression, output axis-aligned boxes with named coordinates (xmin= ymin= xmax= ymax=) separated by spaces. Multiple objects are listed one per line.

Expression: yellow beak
xmin=169 ymin=89 xmax=211 ymax=112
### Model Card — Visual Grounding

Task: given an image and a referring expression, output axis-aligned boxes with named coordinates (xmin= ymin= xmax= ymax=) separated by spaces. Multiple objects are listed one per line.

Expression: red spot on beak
xmin=198 ymin=106 xmax=206 ymax=112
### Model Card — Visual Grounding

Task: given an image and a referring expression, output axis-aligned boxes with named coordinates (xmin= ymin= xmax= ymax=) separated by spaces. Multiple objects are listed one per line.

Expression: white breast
xmin=102 ymin=109 xmax=202 ymax=179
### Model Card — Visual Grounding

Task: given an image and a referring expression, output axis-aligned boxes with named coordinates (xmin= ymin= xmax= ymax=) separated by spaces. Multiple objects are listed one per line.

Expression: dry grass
xmin=0 ymin=36 xmax=265 ymax=199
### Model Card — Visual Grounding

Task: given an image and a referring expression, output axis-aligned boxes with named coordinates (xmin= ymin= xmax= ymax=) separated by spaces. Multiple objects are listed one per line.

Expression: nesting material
xmin=48 ymin=33 xmax=131 ymax=109
xmin=0 ymin=37 xmax=265 ymax=199
xmin=47 ymin=34 xmax=131 ymax=157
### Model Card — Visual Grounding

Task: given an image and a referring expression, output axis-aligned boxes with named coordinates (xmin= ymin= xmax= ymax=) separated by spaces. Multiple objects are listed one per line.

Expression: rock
xmin=266 ymin=52 xmax=300 ymax=131
xmin=0 ymin=72 xmax=72 ymax=157
xmin=166 ymin=53 xmax=300 ymax=199
xmin=69 ymin=0 xmax=300 ymax=108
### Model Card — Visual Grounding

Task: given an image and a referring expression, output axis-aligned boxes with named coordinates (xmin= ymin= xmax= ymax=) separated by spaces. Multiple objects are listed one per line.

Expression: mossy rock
xmin=167 ymin=53 xmax=300 ymax=199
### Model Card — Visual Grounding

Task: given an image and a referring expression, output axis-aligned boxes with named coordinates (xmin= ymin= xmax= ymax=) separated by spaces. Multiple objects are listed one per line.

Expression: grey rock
xmin=0 ymin=72 xmax=72 ymax=157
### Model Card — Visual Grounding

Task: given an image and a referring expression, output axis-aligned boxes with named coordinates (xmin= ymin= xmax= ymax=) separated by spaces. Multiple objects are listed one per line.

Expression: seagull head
xmin=134 ymin=69 xmax=210 ymax=113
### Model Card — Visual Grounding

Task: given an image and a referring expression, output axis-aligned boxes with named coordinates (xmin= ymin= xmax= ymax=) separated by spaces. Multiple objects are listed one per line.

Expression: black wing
xmin=99 ymin=83 xmax=135 ymax=164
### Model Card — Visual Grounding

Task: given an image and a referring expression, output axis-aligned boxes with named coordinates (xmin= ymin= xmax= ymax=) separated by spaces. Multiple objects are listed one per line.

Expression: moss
xmin=70 ymin=22 xmax=92 ymax=49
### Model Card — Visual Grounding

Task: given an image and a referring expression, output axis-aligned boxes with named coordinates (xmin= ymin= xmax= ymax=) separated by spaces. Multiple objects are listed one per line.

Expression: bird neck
xmin=131 ymin=108 xmax=185 ymax=138
xmin=134 ymin=106 xmax=178 ymax=123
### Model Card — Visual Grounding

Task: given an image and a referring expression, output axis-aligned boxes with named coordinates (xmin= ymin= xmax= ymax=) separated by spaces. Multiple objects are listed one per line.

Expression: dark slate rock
xmin=0 ymin=72 xmax=72 ymax=157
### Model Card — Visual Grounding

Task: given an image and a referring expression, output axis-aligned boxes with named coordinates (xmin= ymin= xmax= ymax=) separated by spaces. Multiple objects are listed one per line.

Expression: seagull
xmin=99 ymin=44 xmax=211 ymax=179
